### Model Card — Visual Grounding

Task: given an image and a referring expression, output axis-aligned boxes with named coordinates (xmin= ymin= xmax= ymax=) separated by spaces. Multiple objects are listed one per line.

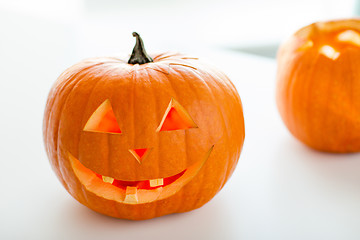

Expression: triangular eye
xmin=157 ymin=99 xmax=198 ymax=132
xmin=83 ymin=99 xmax=122 ymax=134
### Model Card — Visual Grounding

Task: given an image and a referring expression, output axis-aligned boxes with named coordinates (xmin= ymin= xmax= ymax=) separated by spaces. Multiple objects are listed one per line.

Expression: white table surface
xmin=1 ymin=3 xmax=360 ymax=240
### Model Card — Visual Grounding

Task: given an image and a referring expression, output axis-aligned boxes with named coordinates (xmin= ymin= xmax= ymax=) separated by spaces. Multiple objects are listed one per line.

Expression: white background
xmin=1 ymin=0 xmax=360 ymax=239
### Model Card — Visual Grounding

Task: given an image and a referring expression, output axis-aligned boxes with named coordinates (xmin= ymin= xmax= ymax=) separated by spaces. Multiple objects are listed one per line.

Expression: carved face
xmin=277 ymin=19 xmax=360 ymax=153
xmin=69 ymin=98 xmax=213 ymax=204
xmin=44 ymin=53 xmax=245 ymax=220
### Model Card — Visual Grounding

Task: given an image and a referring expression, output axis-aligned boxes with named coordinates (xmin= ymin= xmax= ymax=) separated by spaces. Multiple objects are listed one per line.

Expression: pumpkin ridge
xmin=158 ymin=67 xmax=183 ymax=174
xmin=212 ymin=73 xmax=244 ymax=184
xmin=143 ymin=68 xmax=161 ymax=180
xmin=78 ymin=66 xmax=121 ymax=176
xmin=106 ymin=68 xmax=132 ymax=179
xmin=45 ymin=63 xmax=99 ymax=155
xmin=186 ymin=71 xmax=215 ymax=206
xmin=191 ymin=69 xmax=233 ymax=189
xmin=180 ymin=71 xmax=217 ymax=197
xmin=346 ymin=53 xmax=359 ymax=142
xmin=291 ymin=50 xmax=317 ymax=139
xmin=169 ymin=70 xmax=193 ymax=212
xmin=52 ymin=65 xmax=99 ymax=187
xmin=303 ymin=52 xmax=323 ymax=143
xmin=164 ymin=68 xmax=192 ymax=179
xmin=144 ymin=67 xmax=161 ymax=217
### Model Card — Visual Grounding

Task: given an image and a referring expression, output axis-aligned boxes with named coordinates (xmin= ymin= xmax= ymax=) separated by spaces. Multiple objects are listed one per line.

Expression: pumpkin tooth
xmin=149 ymin=178 xmax=164 ymax=187
xmin=298 ymin=40 xmax=313 ymax=51
xmin=337 ymin=30 xmax=360 ymax=46
xmin=319 ymin=45 xmax=340 ymax=60
xmin=124 ymin=186 xmax=138 ymax=203
xmin=102 ymin=176 xmax=114 ymax=184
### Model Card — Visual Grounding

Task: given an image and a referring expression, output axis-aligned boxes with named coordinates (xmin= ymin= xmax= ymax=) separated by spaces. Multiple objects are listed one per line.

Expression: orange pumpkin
xmin=43 ymin=32 xmax=245 ymax=220
xmin=276 ymin=19 xmax=360 ymax=153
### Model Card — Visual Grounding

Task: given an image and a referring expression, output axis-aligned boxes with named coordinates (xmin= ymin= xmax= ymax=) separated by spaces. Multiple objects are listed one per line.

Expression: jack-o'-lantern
xmin=276 ymin=19 xmax=360 ymax=153
xmin=43 ymin=32 xmax=245 ymax=220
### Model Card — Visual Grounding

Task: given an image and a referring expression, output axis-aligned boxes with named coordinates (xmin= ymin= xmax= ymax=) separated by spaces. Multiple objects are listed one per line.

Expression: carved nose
xmin=129 ymin=148 xmax=150 ymax=164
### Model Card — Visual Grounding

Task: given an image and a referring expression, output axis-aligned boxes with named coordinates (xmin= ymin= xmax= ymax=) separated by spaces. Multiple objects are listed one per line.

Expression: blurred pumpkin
xmin=43 ymin=32 xmax=245 ymax=220
xmin=276 ymin=19 xmax=360 ymax=153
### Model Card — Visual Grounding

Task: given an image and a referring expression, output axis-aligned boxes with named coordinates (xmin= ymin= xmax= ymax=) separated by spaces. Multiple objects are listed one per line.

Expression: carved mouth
xmin=97 ymin=169 xmax=186 ymax=190
xmin=69 ymin=146 xmax=213 ymax=204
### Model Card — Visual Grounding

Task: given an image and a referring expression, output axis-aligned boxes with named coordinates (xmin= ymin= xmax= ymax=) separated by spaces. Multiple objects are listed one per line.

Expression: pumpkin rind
xmin=43 ymin=53 xmax=245 ymax=220
xmin=276 ymin=19 xmax=360 ymax=153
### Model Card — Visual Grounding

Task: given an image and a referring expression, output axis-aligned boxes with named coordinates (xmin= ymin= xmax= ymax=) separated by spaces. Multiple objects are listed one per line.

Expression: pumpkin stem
xmin=128 ymin=32 xmax=153 ymax=65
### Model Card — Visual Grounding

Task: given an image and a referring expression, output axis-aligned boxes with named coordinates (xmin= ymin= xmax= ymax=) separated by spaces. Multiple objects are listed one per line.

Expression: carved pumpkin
xmin=276 ymin=19 xmax=360 ymax=153
xmin=43 ymin=33 xmax=245 ymax=220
